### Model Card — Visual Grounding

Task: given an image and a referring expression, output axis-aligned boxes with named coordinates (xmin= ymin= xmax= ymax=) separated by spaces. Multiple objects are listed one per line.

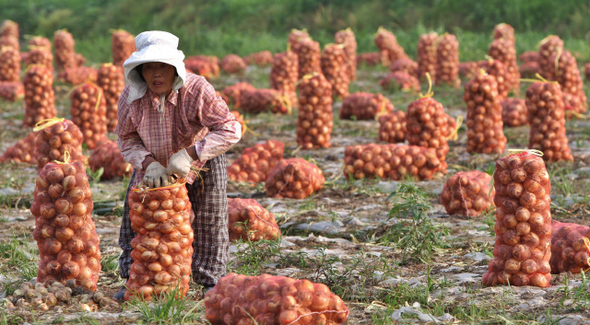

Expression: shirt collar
xmin=147 ymin=88 xmax=179 ymax=109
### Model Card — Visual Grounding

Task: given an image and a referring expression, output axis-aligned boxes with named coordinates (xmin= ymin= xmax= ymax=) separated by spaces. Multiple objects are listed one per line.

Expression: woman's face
xmin=141 ymin=62 xmax=176 ymax=96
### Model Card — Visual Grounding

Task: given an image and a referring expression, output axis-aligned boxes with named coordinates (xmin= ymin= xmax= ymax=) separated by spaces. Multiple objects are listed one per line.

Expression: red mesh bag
xmin=519 ymin=51 xmax=540 ymax=64
xmin=228 ymin=198 xmax=280 ymax=241
xmin=25 ymin=47 xmax=53 ymax=70
xmin=88 ymin=138 xmax=132 ymax=180
xmin=125 ymin=180 xmax=193 ymax=301
xmin=0 ymin=20 xmax=18 ymax=39
xmin=343 ymin=144 xmax=442 ymax=181
xmin=96 ymin=63 xmax=125 ymax=132
xmin=54 ymin=30 xmax=76 ymax=71
xmin=58 ymin=66 xmax=98 ymax=85
xmin=292 ymin=36 xmax=321 ymax=78
xmin=493 ymin=23 xmax=515 ymax=44
xmin=459 ymin=61 xmax=478 ymax=81
xmin=520 ymin=61 xmax=540 ymax=79
xmin=441 ymin=170 xmax=495 ymax=217
xmin=0 ymin=131 xmax=38 ymax=165
xmin=240 ymin=89 xmax=290 ymax=115
xmin=378 ymin=111 xmax=407 ymax=144
xmin=227 ymin=140 xmax=285 ymax=184
xmin=28 ymin=36 xmax=51 ymax=51
xmin=287 ymin=29 xmax=309 ymax=49
xmin=489 ymin=38 xmax=520 ymax=95
xmin=70 ymin=83 xmax=107 ymax=149
xmin=340 ymin=92 xmax=393 ymax=120
xmin=0 ymin=81 xmax=24 ymax=101
xmin=266 ymin=158 xmax=324 ymax=199
xmin=320 ymin=43 xmax=350 ymax=98
xmin=538 ymin=35 xmax=564 ymax=81
xmin=184 ymin=56 xmax=220 ymax=80
xmin=334 ymin=28 xmax=357 ymax=81
xmin=417 ymin=32 xmax=438 ymax=82
xmin=204 ymin=273 xmax=349 ymax=325
xmin=230 ymin=111 xmax=247 ymax=137
xmin=380 ymin=71 xmax=420 ymax=92
xmin=478 ymin=58 xmax=510 ymax=101
xmin=551 ymin=221 xmax=590 ymax=274
xmin=296 ymin=73 xmax=333 ymax=149
xmin=24 ymin=65 xmax=57 ymax=127
xmin=0 ymin=45 xmax=20 ymax=82
xmin=31 ymin=160 xmax=101 ymax=291
xmin=111 ymin=29 xmax=136 ymax=67
xmin=435 ymin=34 xmax=460 ymax=88
xmin=390 ymin=58 xmax=418 ymax=77
xmin=270 ymin=50 xmax=298 ymax=109
xmin=482 ymin=151 xmax=552 ymax=288
xmin=502 ymin=98 xmax=528 ymax=127
xmin=374 ymin=27 xmax=409 ymax=65
xmin=74 ymin=53 xmax=86 ymax=67
xmin=356 ymin=52 xmax=386 ymax=66
xmin=222 ymin=82 xmax=256 ymax=109
xmin=35 ymin=118 xmax=85 ymax=170
xmin=552 ymin=50 xmax=587 ymax=116
xmin=464 ymin=71 xmax=507 ymax=154
xmin=221 ymin=54 xmax=246 ymax=74
xmin=244 ymin=50 xmax=273 ymax=67
xmin=525 ymin=81 xmax=573 ymax=162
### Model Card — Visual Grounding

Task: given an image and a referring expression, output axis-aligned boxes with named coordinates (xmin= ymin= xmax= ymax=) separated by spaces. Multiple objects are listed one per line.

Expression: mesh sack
xmin=0 ymin=45 xmax=20 ymax=82
xmin=221 ymin=54 xmax=247 ymax=74
xmin=519 ymin=51 xmax=540 ymax=64
xmin=230 ymin=111 xmax=247 ymax=137
xmin=240 ymin=89 xmax=290 ymax=115
xmin=0 ymin=81 xmax=24 ymax=101
xmin=228 ymin=198 xmax=280 ymax=241
xmin=227 ymin=140 xmax=285 ymax=184
xmin=222 ymin=82 xmax=257 ymax=110
xmin=340 ymin=92 xmax=393 ymax=121
xmin=380 ymin=71 xmax=420 ymax=92
xmin=520 ymin=61 xmax=540 ymax=79
xmin=266 ymin=158 xmax=325 ymax=200
xmin=551 ymin=221 xmax=590 ymax=274
xmin=111 ymin=30 xmax=136 ymax=67
xmin=482 ymin=151 xmax=552 ymax=288
xmin=88 ymin=138 xmax=132 ymax=180
xmin=435 ymin=34 xmax=460 ymax=88
xmin=31 ymin=160 xmax=101 ymax=291
xmin=477 ymin=59 xmax=509 ymax=101
xmin=441 ymin=170 xmax=495 ymax=217
xmin=54 ymin=30 xmax=76 ymax=71
xmin=502 ymin=98 xmax=528 ymax=127
xmin=35 ymin=118 xmax=85 ymax=170
xmin=70 ymin=83 xmax=107 ymax=149
xmin=356 ymin=52 xmax=385 ymax=66
xmin=459 ymin=61 xmax=478 ymax=81
xmin=493 ymin=23 xmax=515 ymax=44
xmin=296 ymin=73 xmax=333 ymax=149
xmin=184 ymin=55 xmax=220 ymax=80
xmin=270 ymin=50 xmax=298 ymax=109
xmin=538 ymin=35 xmax=564 ymax=81
xmin=489 ymin=38 xmax=520 ymax=95
xmin=57 ymin=66 xmax=98 ymax=85
xmin=244 ymin=50 xmax=273 ymax=66
xmin=552 ymin=50 xmax=587 ymax=116
xmin=320 ymin=43 xmax=350 ymax=98
xmin=24 ymin=65 xmax=57 ymax=127
xmin=374 ymin=27 xmax=409 ymax=64
xmin=390 ymin=58 xmax=418 ymax=77
xmin=378 ymin=111 xmax=407 ymax=144
xmin=28 ymin=36 xmax=52 ymax=51
xmin=0 ymin=130 xmax=38 ymax=165
xmin=417 ymin=32 xmax=438 ymax=82
xmin=292 ymin=36 xmax=321 ymax=78
xmin=334 ymin=28 xmax=357 ymax=81
xmin=96 ymin=63 xmax=125 ymax=132
xmin=25 ymin=47 xmax=53 ymax=70
xmin=0 ymin=20 xmax=18 ymax=39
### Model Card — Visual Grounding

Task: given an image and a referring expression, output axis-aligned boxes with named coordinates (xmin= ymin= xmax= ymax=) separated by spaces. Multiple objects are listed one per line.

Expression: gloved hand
xmin=167 ymin=149 xmax=195 ymax=178
xmin=143 ymin=161 xmax=172 ymax=188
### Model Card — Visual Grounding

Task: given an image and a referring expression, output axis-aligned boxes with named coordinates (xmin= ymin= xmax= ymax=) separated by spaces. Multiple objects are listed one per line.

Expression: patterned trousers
xmin=118 ymin=154 xmax=229 ymax=286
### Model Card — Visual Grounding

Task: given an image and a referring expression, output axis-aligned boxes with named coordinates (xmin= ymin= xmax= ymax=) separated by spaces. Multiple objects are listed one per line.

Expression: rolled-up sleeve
xmin=114 ymin=87 xmax=152 ymax=171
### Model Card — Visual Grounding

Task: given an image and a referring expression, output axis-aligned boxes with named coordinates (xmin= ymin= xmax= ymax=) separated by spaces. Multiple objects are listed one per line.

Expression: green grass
xmin=0 ymin=234 xmax=39 ymax=282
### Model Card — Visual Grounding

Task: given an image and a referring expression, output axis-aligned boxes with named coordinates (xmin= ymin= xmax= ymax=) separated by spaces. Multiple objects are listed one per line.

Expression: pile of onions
xmin=551 ymin=221 xmax=590 ymax=274
xmin=111 ymin=30 xmax=136 ymax=67
xmin=552 ymin=50 xmax=587 ymax=116
xmin=204 ymin=273 xmax=349 ymax=325
xmin=88 ymin=138 xmax=132 ymax=180
xmin=287 ymin=29 xmax=310 ymax=48
xmin=54 ymin=30 xmax=76 ymax=71
xmin=96 ymin=63 xmax=125 ymax=132
xmin=356 ymin=52 xmax=386 ymax=66
xmin=266 ymin=158 xmax=325 ymax=199
xmin=320 ymin=43 xmax=350 ymax=98
xmin=184 ymin=55 xmax=220 ymax=80
xmin=221 ymin=82 xmax=256 ymax=110
xmin=0 ymin=81 xmax=24 ymax=102
xmin=0 ymin=131 xmax=38 ymax=165
xmin=502 ymin=98 xmax=528 ymax=127
xmin=459 ymin=62 xmax=478 ymax=81
xmin=374 ymin=27 xmax=409 ymax=65
xmin=390 ymin=58 xmax=418 ymax=77
xmin=126 ymin=180 xmax=193 ymax=301
xmin=378 ymin=111 xmax=407 ymax=144
xmin=493 ymin=23 xmax=515 ymax=44
xmin=343 ymin=143 xmax=443 ymax=181
xmin=24 ymin=65 xmax=57 ymax=127
xmin=340 ymin=92 xmax=393 ymax=120
xmin=227 ymin=140 xmax=285 ymax=184
xmin=240 ymin=89 xmax=290 ymax=115
xmin=489 ymin=38 xmax=520 ymax=95
xmin=244 ymin=50 xmax=273 ymax=67
xmin=405 ymin=96 xmax=452 ymax=171
xmin=519 ymin=51 xmax=540 ymax=64
xmin=417 ymin=32 xmax=438 ymax=82
xmin=380 ymin=71 xmax=420 ymax=92
xmin=221 ymin=54 xmax=246 ymax=74
xmin=31 ymin=160 xmax=102 ymax=291
xmin=520 ymin=61 xmax=541 ymax=79
xmin=464 ymin=71 xmax=507 ymax=154
xmin=478 ymin=58 xmax=509 ymax=101
xmin=525 ymin=81 xmax=573 ymax=162
xmin=435 ymin=33 xmax=460 ymax=88
xmin=482 ymin=151 xmax=552 ymax=288
xmin=25 ymin=47 xmax=53 ymax=70
xmin=228 ymin=198 xmax=280 ymax=242
xmin=441 ymin=170 xmax=495 ymax=217
xmin=296 ymin=73 xmax=333 ymax=149
xmin=70 ymin=83 xmax=107 ymax=149
xmin=35 ymin=119 xmax=85 ymax=170
xmin=0 ymin=45 xmax=20 ymax=82
xmin=270 ymin=50 xmax=298 ymax=109
xmin=57 ymin=66 xmax=98 ymax=85
xmin=538 ymin=35 xmax=564 ymax=81
xmin=291 ymin=35 xmax=321 ymax=78
xmin=334 ymin=28 xmax=357 ymax=81
xmin=1 ymin=20 xmax=18 ymax=39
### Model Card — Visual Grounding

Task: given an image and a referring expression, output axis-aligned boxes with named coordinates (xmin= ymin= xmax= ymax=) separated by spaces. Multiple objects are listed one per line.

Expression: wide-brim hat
xmin=123 ymin=30 xmax=186 ymax=104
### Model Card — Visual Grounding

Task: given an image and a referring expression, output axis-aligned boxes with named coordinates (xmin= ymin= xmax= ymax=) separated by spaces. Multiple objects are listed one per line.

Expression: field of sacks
xmin=2 ymin=20 xmax=590 ymax=324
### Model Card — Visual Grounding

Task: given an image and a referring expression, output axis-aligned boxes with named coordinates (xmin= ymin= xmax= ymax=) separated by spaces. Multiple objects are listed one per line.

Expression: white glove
xmin=143 ymin=162 xmax=172 ymax=188
xmin=167 ymin=149 xmax=195 ymax=178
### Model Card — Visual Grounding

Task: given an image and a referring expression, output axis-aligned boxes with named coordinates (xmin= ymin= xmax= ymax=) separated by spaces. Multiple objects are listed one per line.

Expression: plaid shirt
xmin=115 ymin=73 xmax=241 ymax=184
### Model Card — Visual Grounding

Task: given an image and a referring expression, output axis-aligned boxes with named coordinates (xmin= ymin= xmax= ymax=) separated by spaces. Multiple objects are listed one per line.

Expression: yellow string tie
xmin=54 ymin=151 xmax=71 ymax=164
xmin=566 ymin=111 xmax=589 ymax=120
xmin=295 ymin=72 xmax=317 ymax=87
xmin=538 ymin=35 xmax=557 ymax=48
xmin=507 ymin=149 xmax=544 ymax=157
xmin=484 ymin=55 xmax=495 ymax=63
xmin=554 ymin=47 xmax=563 ymax=76
xmin=447 ymin=115 xmax=463 ymax=141
xmin=418 ymin=72 xmax=434 ymax=99
xmin=278 ymin=93 xmax=292 ymax=115
xmin=519 ymin=73 xmax=558 ymax=84
xmin=374 ymin=99 xmax=389 ymax=121
xmin=242 ymin=119 xmax=260 ymax=137
xmin=33 ymin=117 xmax=65 ymax=132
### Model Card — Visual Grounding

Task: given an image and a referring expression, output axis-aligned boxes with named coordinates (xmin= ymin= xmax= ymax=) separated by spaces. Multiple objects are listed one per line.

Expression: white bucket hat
xmin=123 ymin=30 xmax=187 ymax=104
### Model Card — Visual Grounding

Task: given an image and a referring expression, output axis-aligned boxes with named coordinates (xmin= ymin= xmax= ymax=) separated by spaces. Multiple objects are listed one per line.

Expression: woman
xmin=114 ymin=31 xmax=241 ymax=299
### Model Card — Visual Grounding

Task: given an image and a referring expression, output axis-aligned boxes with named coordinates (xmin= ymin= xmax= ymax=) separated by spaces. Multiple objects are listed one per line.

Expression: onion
xmin=62 ymin=261 xmax=80 ymax=277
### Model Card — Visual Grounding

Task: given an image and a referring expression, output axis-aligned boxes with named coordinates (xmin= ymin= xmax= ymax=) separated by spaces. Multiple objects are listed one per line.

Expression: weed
xmin=86 ymin=166 xmax=104 ymax=187
xmin=227 ymin=236 xmax=281 ymax=276
xmin=477 ymin=206 xmax=496 ymax=238
xmin=0 ymin=234 xmax=39 ymax=281
xmin=100 ymin=251 xmax=120 ymax=273
xmin=558 ymin=271 xmax=590 ymax=311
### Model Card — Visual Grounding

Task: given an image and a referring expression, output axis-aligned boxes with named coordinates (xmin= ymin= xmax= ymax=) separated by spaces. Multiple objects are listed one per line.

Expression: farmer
xmin=113 ymin=30 xmax=241 ymax=300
